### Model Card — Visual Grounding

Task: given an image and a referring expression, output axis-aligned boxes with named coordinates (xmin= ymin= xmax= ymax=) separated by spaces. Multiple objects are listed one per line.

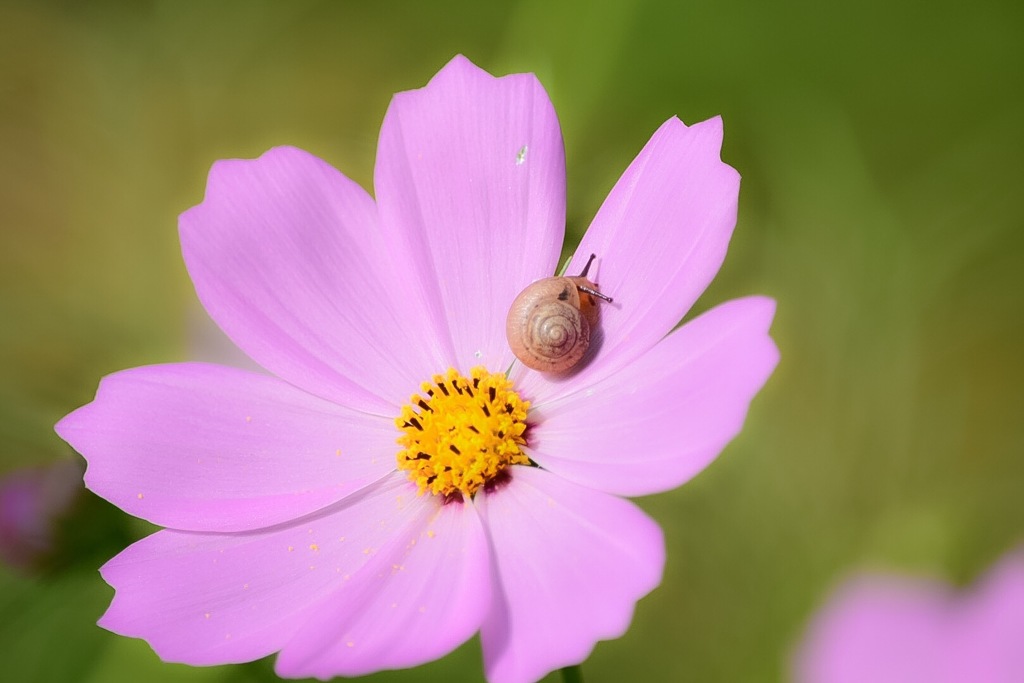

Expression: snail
xmin=506 ymin=253 xmax=613 ymax=373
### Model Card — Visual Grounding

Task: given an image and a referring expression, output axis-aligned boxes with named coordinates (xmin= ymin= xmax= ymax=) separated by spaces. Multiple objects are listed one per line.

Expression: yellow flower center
xmin=395 ymin=367 xmax=531 ymax=498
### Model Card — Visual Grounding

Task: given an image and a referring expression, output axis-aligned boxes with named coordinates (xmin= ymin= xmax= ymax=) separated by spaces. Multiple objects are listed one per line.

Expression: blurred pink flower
xmin=55 ymin=56 xmax=777 ymax=682
xmin=794 ymin=551 xmax=1024 ymax=683
xmin=0 ymin=460 xmax=83 ymax=572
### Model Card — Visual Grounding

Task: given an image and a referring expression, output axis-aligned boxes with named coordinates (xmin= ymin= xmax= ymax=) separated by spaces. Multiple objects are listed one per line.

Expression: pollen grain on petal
xmin=516 ymin=145 xmax=528 ymax=165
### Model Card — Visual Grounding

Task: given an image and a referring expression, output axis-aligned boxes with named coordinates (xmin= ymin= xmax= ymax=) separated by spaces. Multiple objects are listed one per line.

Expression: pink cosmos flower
xmin=0 ymin=460 xmax=83 ymax=572
xmin=55 ymin=56 xmax=778 ymax=682
xmin=793 ymin=550 xmax=1024 ymax=683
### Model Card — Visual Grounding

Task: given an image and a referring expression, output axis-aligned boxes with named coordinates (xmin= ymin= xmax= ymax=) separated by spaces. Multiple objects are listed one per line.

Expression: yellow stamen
xmin=395 ymin=367 xmax=530 ymax=497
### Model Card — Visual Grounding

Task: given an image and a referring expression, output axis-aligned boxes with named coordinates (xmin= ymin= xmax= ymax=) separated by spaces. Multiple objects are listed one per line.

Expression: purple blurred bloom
xmin=55 ymin=56 xmax=778 ymax=682
xmin=794 ymin=551 xmax=1024 ymax=683
xmin=0 ymin=460 xmax=83 ymax=572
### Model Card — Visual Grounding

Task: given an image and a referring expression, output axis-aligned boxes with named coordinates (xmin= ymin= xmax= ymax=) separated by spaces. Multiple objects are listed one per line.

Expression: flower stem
xmin=560 ymin=665 xmax=584 ymax=683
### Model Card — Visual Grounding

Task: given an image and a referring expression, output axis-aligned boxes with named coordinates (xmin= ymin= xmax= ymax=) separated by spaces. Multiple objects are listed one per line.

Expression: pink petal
xmin=793 ymin=576 xmax=954 ymax=683
xmin=180 ymin=146 xmax=450 ymax=414
xmin=515 ymin=116 xmax=740 ymax=403
xmin=55 ymin=363 xmax=396 ymax=533
xmin=527 ymin=297 xmax=778 ymax=496
xmin=97 ymin=472 xmax=430 ymax=666
xmin=476 ymin=467 xmax=664 ymax=683
xmin=275 ymin=494 xmax=490 ymax=678
xmin=951 ymin=551 xmax=1024 ymax=682
xmin=375 ymin=55 xmax=565 ymax=372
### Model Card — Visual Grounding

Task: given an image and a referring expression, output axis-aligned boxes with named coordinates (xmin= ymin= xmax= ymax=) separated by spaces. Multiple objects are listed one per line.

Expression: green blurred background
xmin=1 ymin=0 xmax=1022 ymax=681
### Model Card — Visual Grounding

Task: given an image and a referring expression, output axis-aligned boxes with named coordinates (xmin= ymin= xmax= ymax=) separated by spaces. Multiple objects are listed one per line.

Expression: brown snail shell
xmin=505 ymin=255 xmax=612 ymax=373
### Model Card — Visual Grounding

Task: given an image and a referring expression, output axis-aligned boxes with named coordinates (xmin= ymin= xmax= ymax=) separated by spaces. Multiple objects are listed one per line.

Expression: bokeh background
xmin=2 ymin=0 xmax=1022 ymax=681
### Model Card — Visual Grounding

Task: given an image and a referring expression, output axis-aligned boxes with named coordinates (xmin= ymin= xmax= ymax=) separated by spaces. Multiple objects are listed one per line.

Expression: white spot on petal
xmin=516 ymin=145 xmax=528 ymax=165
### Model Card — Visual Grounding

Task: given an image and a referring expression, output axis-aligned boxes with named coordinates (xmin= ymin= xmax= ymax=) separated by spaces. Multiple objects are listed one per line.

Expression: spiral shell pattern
xmin=524 ymin=300 xmax=589 ymax=370
xmin=506 ymin=277 xmax=591 ymax=373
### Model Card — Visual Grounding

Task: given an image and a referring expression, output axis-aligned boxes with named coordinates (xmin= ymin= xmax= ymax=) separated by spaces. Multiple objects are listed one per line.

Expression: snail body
xmin=506 ymin=254 xmax=612 ymax=373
